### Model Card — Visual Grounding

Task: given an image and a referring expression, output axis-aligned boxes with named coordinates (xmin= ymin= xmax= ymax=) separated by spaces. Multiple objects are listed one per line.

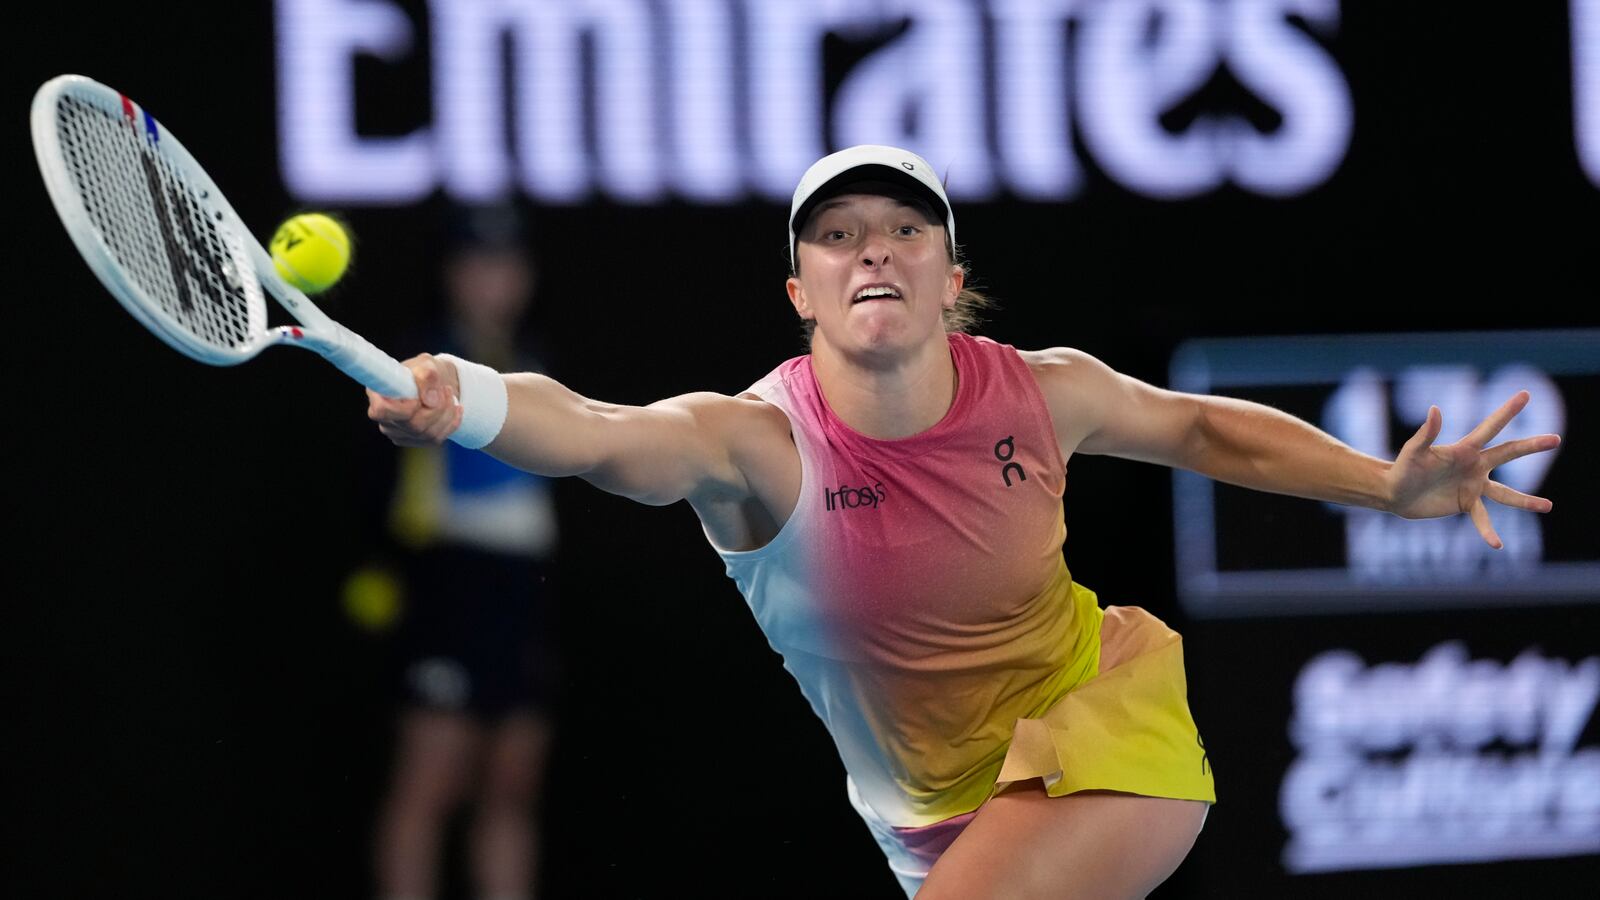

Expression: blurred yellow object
xmin=342 ymin=565 xmax=404 ymax=633
xmin=389 ymin=446 xmax=445 ymax=549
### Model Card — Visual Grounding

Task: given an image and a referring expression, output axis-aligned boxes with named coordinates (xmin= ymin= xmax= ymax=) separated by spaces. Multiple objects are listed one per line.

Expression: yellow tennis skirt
xmin=992 ymin=593 xmax=1216 ymax=804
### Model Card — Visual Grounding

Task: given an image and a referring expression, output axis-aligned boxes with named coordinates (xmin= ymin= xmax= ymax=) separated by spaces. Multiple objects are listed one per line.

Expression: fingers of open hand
xmin=1401 ymin=405 xmax=1442 ymax=456
xmin=1484 ymin=432 xmax=1562 ymax=469
xmin=1469 ymin=496 xmax=1503 ymax=550
xmin=1465 ymin=390 xmax=1530 ymax=449
xmin=1485 ymin=479 xmax=1554 ymax=514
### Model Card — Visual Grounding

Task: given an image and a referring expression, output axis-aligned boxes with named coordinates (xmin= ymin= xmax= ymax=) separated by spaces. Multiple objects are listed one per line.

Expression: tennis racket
xmin=30 ymin=74 xmax=417 ymax=399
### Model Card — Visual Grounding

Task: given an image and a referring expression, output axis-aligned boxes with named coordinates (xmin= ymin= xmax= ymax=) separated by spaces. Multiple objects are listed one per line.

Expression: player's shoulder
xmin=1013 ymin=347 xmax=1130 ymax=422
xmin=727 ymin=392 xmax=794 ymax=442
xmin=1015 ymin=346 xmax=1110 ymax=382
xmin=649 ymin=391 xmax=790 ymax=440
xmin=652 ymin=389 xmax=782 ymax=415
xmin=1011 ymin=347 xmax=1129 ymax=454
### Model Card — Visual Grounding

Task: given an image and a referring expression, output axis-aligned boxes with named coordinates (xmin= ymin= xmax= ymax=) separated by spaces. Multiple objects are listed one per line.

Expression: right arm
xmin=367 ymin=354 xmax=753 ymax=507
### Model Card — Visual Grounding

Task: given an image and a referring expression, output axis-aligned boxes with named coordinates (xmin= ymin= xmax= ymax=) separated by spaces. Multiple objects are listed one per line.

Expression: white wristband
xmin=438 ymin=354 xmax=509 ymax=449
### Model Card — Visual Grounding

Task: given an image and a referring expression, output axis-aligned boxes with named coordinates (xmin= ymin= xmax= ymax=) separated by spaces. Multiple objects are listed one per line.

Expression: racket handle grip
xmin=319 ymin=322 xmax=418 ymax=399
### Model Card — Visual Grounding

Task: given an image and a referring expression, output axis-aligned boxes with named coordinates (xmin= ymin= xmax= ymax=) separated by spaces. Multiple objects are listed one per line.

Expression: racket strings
xmin=55 ymin=94 xmax=260 ymax=353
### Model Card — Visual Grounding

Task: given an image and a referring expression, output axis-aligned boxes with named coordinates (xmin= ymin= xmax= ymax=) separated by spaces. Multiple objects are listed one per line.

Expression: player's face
xmin=788 ymin=193 xmax=962 ymax=360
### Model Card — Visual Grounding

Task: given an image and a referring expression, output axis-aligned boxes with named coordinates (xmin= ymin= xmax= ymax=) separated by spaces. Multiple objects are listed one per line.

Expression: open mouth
xmin=853 ymin=285 xmax=902 ymax=304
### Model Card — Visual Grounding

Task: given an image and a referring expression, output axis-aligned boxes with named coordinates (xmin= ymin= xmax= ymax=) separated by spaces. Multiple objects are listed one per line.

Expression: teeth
xmin=855 ymin=286 xmax=900 ymax=300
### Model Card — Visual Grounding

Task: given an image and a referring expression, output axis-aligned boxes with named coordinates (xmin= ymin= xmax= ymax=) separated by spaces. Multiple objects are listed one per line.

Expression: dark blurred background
xmin=6 ymin=2 xmax=1598 ymax=898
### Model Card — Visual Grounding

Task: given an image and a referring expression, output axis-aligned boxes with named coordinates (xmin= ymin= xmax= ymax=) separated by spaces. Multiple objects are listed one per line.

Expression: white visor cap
xmin=788 ymin=145 xmax=954 ymax=270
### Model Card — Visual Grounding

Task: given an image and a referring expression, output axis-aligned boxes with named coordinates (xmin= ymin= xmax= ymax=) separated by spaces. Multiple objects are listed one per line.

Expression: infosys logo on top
xmin=278 ymin=0 xmax=1354 ymax=204
xmin=825 ymin=481 xmax=886 ymax=512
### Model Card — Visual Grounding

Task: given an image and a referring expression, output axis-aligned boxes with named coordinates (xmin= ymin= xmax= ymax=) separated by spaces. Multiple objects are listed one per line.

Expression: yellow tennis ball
xmin=270 ymin=212 xmax=351 ymax=293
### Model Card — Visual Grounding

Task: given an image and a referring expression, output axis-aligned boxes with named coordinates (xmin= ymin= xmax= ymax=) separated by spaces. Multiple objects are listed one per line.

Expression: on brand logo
xmin=995 ymin=436 xmax=1026 ymax=487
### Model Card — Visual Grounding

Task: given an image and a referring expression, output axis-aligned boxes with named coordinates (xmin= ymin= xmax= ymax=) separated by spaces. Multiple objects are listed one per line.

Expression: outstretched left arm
xmin=1022 ymin=347 xmax=1561 ymax=549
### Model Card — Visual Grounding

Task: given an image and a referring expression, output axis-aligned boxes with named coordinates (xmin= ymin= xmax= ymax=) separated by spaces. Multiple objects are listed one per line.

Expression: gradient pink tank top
xmin=707 ymin=332 xmax=1102 ymax=827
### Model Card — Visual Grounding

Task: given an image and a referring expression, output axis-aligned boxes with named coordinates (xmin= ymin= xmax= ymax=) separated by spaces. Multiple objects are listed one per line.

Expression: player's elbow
xmin=1172 ymin=392 xmax=1212 ymax=471
xmin=1186 ymin=393 xmax=1258 ymax=474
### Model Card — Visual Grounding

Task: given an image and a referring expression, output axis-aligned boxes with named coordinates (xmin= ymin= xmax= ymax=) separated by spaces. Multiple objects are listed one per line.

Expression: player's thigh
xmin=388 ymin=708 xmax=485 ymax=809
xmin=917 ymin=786 xmax=1208 ymax=900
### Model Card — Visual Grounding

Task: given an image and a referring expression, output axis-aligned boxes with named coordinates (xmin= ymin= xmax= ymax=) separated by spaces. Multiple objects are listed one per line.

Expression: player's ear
xmin=786 ymin=276 xmax=814 ymax=320
xmin=945 ymin=264 xmax=964 ymax=309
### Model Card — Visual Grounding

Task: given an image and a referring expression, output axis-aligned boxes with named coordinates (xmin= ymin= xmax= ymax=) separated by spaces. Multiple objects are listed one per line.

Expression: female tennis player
xmin=367 ymin=145 xmax=1560 ymax=898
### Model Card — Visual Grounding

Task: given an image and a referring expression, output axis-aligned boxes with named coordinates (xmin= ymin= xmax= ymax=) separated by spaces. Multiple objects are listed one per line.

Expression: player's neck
xmin=809 ymin=335 xmax=957 ymax=440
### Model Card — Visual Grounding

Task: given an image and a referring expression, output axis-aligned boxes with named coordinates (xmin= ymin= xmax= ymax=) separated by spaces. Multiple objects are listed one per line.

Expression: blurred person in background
xmin=369 ymin=202 xmax=561 ymax=900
